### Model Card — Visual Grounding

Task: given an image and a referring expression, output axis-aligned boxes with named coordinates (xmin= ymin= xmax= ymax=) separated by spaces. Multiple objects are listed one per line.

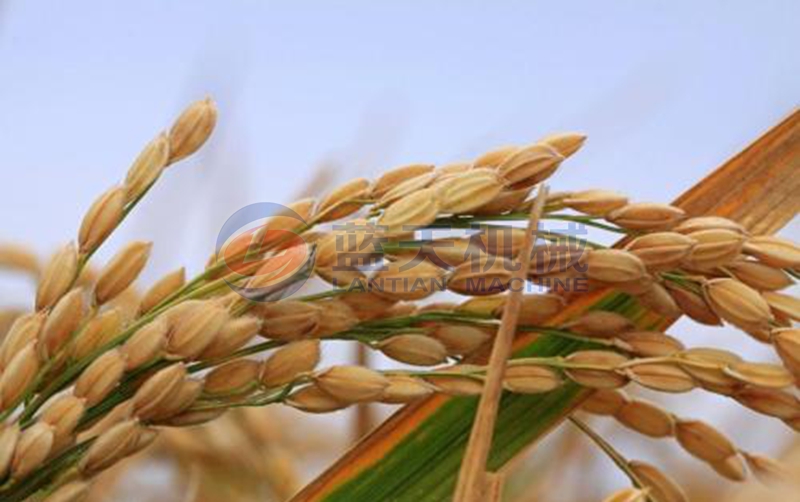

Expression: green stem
xmin=0 ymin=440 xmax=93 ymax=502
xmin=659 ymin=271 xmax=703 ymax=294
xmin=569 ymin=416 xmax=653 ymax=501
xmin=297 ymin=289 xmax=349 ymax=302
xmin=542 ymin=213 xmax=631 ymax=234
xmin=189 ymin=340 xmax=283 ymax=372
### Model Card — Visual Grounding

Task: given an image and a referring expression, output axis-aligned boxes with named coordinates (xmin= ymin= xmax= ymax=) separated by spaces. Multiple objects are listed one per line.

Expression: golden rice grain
xmin=497 ymin=143 xmax=563 ymax=188
xmin=727 ymin=260 xmax=793 ymax=291
xmin=472 ymin=187 xmax=531 ymax=215
xmin=138 ymin=267 xmax=186 ymax=314
xmin=607 ymin=203 xmax=685 ymax=231
xmin=702 ymin=278 xmax=773 ymax=332
xmin=80 ymin=419 xmax=141 ymax=474
xmin=381 ymin=302 xmax=419 ymax=318
xmin=339 ymin=291 xmax=398 ymax=321
xmin=564 ymin=311 xmax=634 ymax=337
xmin=315 ymin=265 xmax=367 ymax=290
xmin=78 ymin=186 xmax=125 ymax=253
xmin=386 ymin=238 xmax=469 ymax=269
xmin=204 ymin=359 xmax=261 ymax=396
xmin=625 ymin=232 xmax=695 ymax=270
xmin=198 ymin=315 xmax=261 ymax=360
xmin=0 ymin=424 xmax=20 ymax=479
xmin=473 ymin=146 xmax=518 ymax=169
xmin=676 ymin=348 xmax=743 ymax=395
xmin=601 ymin=487 xmax=648 ymax=502
xmin=371 ymin=164 xmax=435 ymax=198
xmin=317 ymin=178 xmax=371 ymax=222
xmin=762 ymin=291 xmax=800 ymax=322
xmin=0 ymin=343 xmax=40 ymax=408
xmin=123 ymin=133 xmax=170 ymax=202
xmin=378 ymin=172 xmax=437 ymax=207
xmin=426 ymin=369 xmax=485 ymax=396
xmin=538 ymin=132 xmax=587 ymax=157
xmin=77 ymin=401 xmax=133 ymax=442
xmin=529 ymin=240 xmax=587 ymax=276
xmin=380 ymin=375 xmax=435 ymax=404
xmin=40 ymin=395 xmax=86 ymax=450
xmin=682 ymin=229 xmax=745 ymax=270
xmin=585 ymin=249 xmax=647 ymax=284
xmin=673 ymin=216 xmax=746 ymax=235
xmin=377 ymin=334 xmax=448 ymax=366
xmin=372 ymin=260 xmax=447 ymax=301
xmin=628 ymin=461 xmax=687 ymax=502
xmin=709 ymin=455 xmax=747 ymax=482
xmin=674 ymin=419 xmax=736 ymax=463
xmin=563 ymin=189 xmax=629 ymax=217
xmin=36 ymin=243 xmax=79 ymax=311
xmin=315 ymin=365 xmax=389 ymax=403
xmin=432 ymin=325 xmax=491 ymax=356
xmin=94 ymin=241 xmax=152 ymax=305
xmin=664 ymin=283 xmax=722 ymax=326
xmin=743 ymin=235 xmax=800 ymax=269
xmin=11 ymin=423 xmax=54 ymax=478
xmin=167 ymin=300 xmax=228 ymax=359
xmin=42 ymin=480 xmax=90 ymax=502
xmin=581 ymin=389 xmax=629 ymax=416
xmin=261 ymin=198 xmax=316 ymax=244
xmin=41 ymin=287 xmax=85 ymax=358
xmin=502 ymin=364 xmax=562 ymax=394
xmin=734 ymin=387 xmax=800 ymax=419
xmin=499 ymin=293 xmax=565 ymax=325
xmin=439 ymin=162 xmax=471 ymax=175
xmin=625 ymin=363 xmax=695 ymax=393
xmin=311 ymin=299 xmax=359 ymax=337
xmin=168 ymin=97 xmax=217 ymax=164
xmin=476 ymin=227 xmax=527 ymax=258
xmin=458 ymin=295 xmax=506 ymax=316
xmin=636 ymin=282 xmax=682 ymax=318
xmin=73 ymin=349 xmax=126 ymax=407
xmin=436 ymin=171 xmax=505 ymax=215
xmin=146 ymin=378 xmax=202 ymax=422
xmin=69 ymin=308 xmax=122 ymax=361
xmin=617 ymin=331 xmax=684 ymax=357
xmin=378 ymin=187 xmax=440 ymax=234
xmin=0 ymin=312 xmax=45 ymax=371
xmin=0 ymin=310 xmax=25 ymax=338
xmin=447 ymin=256 xmax=515 ymax=296
xmin=772 ymin=328 xmax=800 ymax=376
xmin=615 ymin=399 xmax=675 ymax=438
xmin=260 ymin=340 xmax=321 ymax=387
xmin=723 ymin=361 xmax=794 ymax=389
xmin=132 ymin=364 xmax=187 ymax=421
xmin=258 ymin=301 xmax=321 ymax=340
xmin=120 ymin=317 xmax=167 ymax=370
xmin=564 ymin=350 xmax=630 ymax=389
xmin=286 ymin=385 xmax=347 ymax=414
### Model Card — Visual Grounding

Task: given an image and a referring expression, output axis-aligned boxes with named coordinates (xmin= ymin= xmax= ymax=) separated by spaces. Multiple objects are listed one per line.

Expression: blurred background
xmin=0 ymin=1 xmax=798 ymax=501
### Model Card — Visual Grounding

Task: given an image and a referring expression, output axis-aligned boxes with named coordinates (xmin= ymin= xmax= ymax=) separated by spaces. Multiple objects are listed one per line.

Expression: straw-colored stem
xmin=454 ymin=184 xmax=549 ymax=502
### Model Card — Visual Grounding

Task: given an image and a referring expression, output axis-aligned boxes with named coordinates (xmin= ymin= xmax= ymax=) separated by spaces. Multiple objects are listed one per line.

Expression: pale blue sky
xmin=1 ymin=1 xmax=797 ymax=264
